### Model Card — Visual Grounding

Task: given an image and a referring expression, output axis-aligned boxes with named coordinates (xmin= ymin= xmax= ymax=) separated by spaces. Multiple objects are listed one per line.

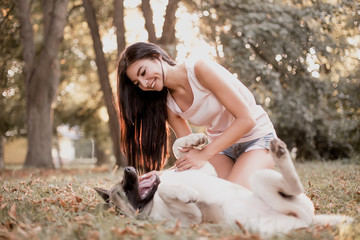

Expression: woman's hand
xmin=175 ymin=148 xmax=209 ymax=171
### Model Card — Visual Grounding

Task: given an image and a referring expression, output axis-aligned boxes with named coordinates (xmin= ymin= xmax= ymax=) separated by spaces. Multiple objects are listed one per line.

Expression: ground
xmin=0 ymin=160 xmax=359 ymax=240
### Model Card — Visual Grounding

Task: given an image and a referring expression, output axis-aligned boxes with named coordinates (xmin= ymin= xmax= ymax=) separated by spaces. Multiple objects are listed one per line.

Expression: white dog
xmin=95 ymin=134 xmax=351 ymax=236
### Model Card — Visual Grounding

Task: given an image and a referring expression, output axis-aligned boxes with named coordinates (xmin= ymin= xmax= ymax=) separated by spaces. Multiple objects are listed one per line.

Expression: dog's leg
xmin=158 ymin=183 xmax=199 ymax=205
xmin=270 ymin=138 xmax=304 ymax=195
xmin=157 ymin=183 xmax=202 ymax=225
xmin=250 ymin=139 xmax=314 ymax=226
xmin=250 ymin=169 xmax=314 ymax=226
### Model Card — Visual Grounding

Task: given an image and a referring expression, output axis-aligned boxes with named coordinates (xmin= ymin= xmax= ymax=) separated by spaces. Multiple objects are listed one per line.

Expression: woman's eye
xmin=141 ymin=70 xmax=146 ymax=76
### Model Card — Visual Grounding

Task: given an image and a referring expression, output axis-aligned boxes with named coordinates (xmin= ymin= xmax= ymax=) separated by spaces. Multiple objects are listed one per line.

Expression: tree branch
xmin=114 ymin=0 xmax=126 ymax=55
xmin=159 ymin=0 xmax=179 ymax=44
xmin=141 ymin=0 xmax=157 ymax=43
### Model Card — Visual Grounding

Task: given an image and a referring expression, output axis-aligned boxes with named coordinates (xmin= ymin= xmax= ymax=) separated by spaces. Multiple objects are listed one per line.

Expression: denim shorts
xmin=221 ymin=133 xmax=275 ymax=162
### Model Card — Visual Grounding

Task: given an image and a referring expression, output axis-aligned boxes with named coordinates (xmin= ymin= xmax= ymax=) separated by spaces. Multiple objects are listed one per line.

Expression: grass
xmin=0 ymin=160 xmax=359 ymax=240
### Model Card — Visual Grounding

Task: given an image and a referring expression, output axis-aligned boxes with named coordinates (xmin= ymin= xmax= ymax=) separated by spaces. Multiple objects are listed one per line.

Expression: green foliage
xmin=0 ymin=1 xmax=25 ymax=138
xmin=185 ymin=0 xmax=360 ymax=160
xmin=0 ymin=161 xmax=359 ymax=239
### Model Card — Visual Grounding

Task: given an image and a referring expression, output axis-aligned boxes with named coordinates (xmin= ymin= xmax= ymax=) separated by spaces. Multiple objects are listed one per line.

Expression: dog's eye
xmin=116 ymin=191 xmax=127 ymax=197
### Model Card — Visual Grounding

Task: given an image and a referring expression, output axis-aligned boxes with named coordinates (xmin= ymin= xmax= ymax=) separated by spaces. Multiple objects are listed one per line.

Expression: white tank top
xmin=167 ymin=59 xmax=276 ymax=143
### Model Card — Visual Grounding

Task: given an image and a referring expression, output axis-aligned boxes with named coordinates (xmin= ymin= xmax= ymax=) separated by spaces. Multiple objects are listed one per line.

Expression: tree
xmin=82 ymin=0 xmax=127 ymax=167
xmin=184 ymin=0 xmax=359 ymax=160
xmin=18 ymin=0 xmax=68 ymax=168
xmin=141 ymin=0 xmax=180 ymax=57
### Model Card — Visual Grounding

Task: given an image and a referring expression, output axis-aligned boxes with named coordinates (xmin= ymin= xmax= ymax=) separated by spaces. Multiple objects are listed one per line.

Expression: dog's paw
xmin=178 ymin=133 xmax=207 ymax=148
xmin=177 ymin=186 xmax=199 ymax=204
xmin=159 ymin=185 xmax=199 ymax=204
xmin=270 ymin=138 xmax=288 ymax=159
xmin=172 ymin=133 xmax=208 ymax=159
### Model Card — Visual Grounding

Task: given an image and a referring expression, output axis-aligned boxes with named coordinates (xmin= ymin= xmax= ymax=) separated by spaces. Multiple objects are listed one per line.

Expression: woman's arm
xmin=175 ymin=59 xmax=255 ymax=171
xmin=166 ymin=106 xmax=193 ymax=138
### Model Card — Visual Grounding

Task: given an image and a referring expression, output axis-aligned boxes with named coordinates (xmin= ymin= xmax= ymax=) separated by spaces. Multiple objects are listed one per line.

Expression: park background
xmin=0 ymin=1 xmax=359 ymax=239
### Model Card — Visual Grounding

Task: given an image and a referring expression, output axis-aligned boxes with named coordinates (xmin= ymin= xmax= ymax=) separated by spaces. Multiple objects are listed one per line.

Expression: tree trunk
xmin=141 ymin=0 xmax=157 ymax=43
xmin=19 ymin=0 xmax=68 ymax=168
xmin=53 ymin=134 xmax=63 ymax=169
xmin=159 ymin=0 xmax=180 ymax=58
xmin=94 ymin=140 xmax=109 ymax=166
xmin=83 ymin=0 xmax=127 ymax=168
xmin=0 ymin=136 xmax=4 ymax=169
xmin=113 ymin=0 xmax=126 ymax=56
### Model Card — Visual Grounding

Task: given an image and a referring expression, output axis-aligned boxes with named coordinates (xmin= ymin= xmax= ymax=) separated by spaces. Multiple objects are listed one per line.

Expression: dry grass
xmin=0 ymin=160 xmax=359 ymax=240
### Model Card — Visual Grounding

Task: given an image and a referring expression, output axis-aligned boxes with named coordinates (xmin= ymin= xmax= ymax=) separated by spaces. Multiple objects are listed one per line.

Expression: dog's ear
xmin=94 ymin=187 xmax=110 ymax=203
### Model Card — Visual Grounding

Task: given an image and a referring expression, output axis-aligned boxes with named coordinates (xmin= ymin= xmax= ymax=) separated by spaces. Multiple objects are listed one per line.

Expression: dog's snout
xmin=125 ymin=166 xmax=136 ymax=173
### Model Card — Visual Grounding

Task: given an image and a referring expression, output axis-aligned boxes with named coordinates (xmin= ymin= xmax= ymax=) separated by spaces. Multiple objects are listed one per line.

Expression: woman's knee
xmin=208 ymin=154 xmax=234 ymax=179
xmin=226 ymin=149 xmax=275 ymax=188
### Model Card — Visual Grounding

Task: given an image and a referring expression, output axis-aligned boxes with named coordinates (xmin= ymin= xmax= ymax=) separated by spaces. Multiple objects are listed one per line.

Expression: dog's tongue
xmin=138 ymin=175 xmax=157 ymax=199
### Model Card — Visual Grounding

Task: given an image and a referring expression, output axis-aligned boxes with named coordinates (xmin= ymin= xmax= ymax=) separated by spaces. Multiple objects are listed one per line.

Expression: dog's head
xmin=94 ymin=166 xmax=160 ymax=217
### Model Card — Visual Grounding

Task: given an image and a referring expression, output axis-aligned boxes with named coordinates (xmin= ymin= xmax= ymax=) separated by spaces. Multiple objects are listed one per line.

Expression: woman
xmin=117 ymin=42 xmax=276 ymax=188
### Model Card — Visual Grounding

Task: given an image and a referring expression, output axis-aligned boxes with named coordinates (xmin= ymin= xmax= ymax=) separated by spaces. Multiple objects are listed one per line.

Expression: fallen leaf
xmin=92 ymin=165 xmax=110 ymax=173
xmin=5 ymin=220 xmax=16 ymax=231
xmin=112 ymin=226 xmax=140 ymax=237
xmin=1 ymin=203 xmax=7 ymax=210
xmin=107 ymin=206 xmax=117 ymax=214
xmin=166 ymin=220 xmax=180 ymax=235
xmin=87 ymin=230 xmax=100 ymax=240
xmin=197 ymin=228 xmax=210 ymax=237
xmin=8 ymin=204 xmax=17 ymax=220
xmin=75 ymin=195 xmax=83 ymax=203
xmin=58 ymin=198 xmax=68 ymax=208
xmin=235 ymin=219 xmax=249 ymax=236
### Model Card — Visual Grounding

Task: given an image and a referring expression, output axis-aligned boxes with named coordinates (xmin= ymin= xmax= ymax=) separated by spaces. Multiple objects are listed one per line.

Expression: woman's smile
xmin=149 ymin=79 xmax=156 ymax=89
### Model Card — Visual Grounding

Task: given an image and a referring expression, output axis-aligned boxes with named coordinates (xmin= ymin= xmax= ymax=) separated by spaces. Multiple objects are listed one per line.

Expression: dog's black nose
xmin=125 ymin=166 xmax=136 ymax=173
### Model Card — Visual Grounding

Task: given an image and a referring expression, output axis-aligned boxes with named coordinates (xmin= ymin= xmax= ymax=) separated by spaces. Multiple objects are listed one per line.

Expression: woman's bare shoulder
xmin=193 ymin=58 xmax=232 ymax=88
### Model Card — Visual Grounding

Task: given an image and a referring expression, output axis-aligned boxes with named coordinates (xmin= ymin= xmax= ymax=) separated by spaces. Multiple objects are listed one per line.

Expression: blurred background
xmin=0 ymin=0 xmax=359 ymax=170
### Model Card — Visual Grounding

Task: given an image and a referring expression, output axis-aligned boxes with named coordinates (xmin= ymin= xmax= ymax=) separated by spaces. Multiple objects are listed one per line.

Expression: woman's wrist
xmin=200 ymin=144 xmax=217 ymax=161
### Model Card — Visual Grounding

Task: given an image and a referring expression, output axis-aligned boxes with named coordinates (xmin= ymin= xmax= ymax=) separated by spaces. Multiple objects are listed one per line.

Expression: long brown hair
xmin=117 ymin=42 xmax=176 ymax=173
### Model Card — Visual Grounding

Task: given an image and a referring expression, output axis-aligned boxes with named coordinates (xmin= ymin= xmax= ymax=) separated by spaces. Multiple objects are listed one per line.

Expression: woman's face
xmin=126 ymin=57 xmax=164 ymax=91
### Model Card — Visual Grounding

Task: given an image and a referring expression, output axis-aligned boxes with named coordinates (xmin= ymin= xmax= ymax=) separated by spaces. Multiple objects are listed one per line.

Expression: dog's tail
xmin=312 ymin=214 xmax=353 ymax=226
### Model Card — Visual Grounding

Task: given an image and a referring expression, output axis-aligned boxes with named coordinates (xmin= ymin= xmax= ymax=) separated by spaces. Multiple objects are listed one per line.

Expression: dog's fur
xmin=94 ymin=134 xmax=351 ymax=236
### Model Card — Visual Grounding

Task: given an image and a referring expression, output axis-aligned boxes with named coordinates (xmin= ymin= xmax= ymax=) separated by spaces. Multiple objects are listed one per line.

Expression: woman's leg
xmin=226 ymin=149 xmax=275 ymax=188
xmin=208 ymin=154 xmax=234 ymax=179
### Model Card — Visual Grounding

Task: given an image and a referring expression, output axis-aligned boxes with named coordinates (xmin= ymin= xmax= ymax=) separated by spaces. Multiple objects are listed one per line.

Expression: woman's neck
xmin=164 ymin=62 xmax=187 ymax=93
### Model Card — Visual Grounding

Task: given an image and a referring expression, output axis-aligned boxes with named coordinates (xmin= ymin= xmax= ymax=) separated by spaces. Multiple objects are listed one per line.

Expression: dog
xmin=94 ymin=134 xmax=351 ymax=236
